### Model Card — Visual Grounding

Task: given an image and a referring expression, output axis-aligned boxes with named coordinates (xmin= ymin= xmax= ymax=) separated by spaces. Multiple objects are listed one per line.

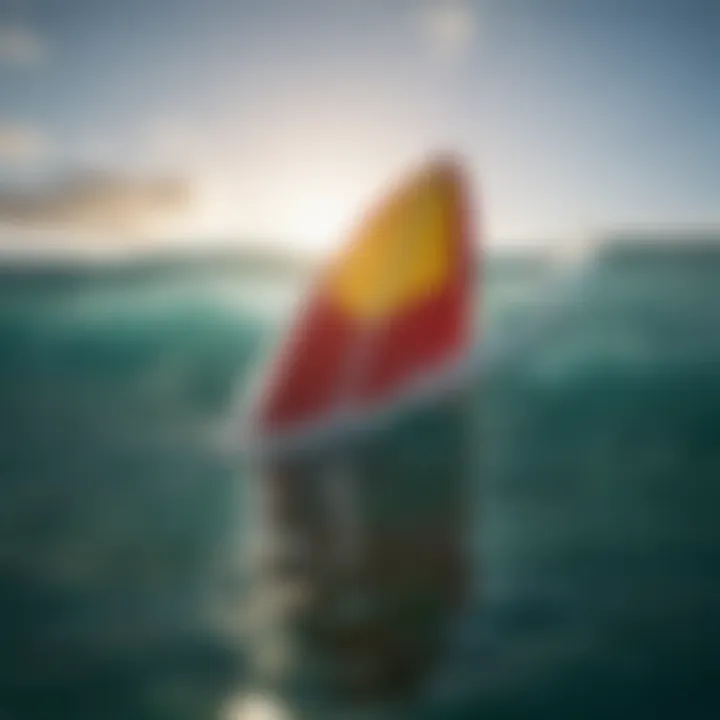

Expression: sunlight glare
xmin=221 ymin=693 xmax=292 ymax=720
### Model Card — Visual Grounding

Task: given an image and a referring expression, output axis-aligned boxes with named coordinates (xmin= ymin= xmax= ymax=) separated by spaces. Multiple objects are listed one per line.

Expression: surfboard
xmin=244 ymin=154 xmax=479 ymax=458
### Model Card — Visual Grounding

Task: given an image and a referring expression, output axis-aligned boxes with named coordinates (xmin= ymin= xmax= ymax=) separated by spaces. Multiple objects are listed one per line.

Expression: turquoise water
xmin=1 ymin=244 xmax=719 ymax=718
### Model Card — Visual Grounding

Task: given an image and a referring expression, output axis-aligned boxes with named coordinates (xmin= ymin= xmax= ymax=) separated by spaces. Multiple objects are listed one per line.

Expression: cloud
xmin=0 ymin=169 xmax=193 ymax=233
xmin=147 ymin=118 xmax=201 ymax=163
xmin=0 ymin=123 xmax=47 ymax=163
xmin=418 ymin=1 xmax=477 ymax=59
xmin=0 ymin=24 xmax=46 ymax=67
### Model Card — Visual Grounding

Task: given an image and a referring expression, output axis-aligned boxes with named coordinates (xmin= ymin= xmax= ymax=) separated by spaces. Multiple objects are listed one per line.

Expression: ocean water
xmin=1 ymin=243 xmax=719 ymax=719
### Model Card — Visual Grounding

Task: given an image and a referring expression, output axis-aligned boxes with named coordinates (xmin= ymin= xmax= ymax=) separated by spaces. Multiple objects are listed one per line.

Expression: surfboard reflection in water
xmin=235 ymin=156 xmax=478 ymax=714
xmin=243 ymin=397 xmax=473 ymax=708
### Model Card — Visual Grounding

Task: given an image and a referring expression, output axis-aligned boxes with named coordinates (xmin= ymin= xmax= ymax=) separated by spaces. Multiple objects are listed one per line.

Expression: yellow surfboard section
xmin=327 ymin=162 xmax=460 ymax=321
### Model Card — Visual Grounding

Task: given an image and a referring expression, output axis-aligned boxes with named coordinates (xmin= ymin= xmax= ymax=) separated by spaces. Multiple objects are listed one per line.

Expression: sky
xmin=0 ymin=0 xmax=718 ymax=252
